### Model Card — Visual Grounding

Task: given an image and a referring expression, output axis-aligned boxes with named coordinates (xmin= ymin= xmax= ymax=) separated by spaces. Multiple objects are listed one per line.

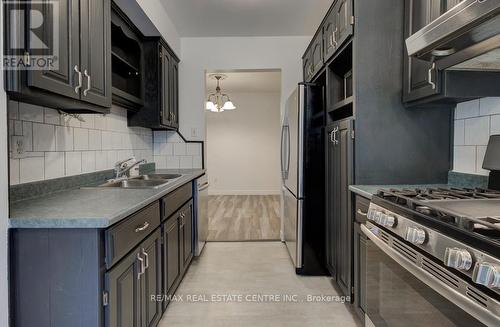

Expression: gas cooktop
xmin=372 ymin=187 xmax=500 ymax=250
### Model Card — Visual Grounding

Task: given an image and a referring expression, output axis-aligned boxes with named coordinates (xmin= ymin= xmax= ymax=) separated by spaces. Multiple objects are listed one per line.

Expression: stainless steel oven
xmin=362 ymin=222 xmax=498 ymax=327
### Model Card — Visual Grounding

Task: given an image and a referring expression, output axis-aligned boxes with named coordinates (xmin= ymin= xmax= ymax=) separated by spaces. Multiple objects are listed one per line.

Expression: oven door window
xmin=366 ymin=239 xmax=486 ymax=327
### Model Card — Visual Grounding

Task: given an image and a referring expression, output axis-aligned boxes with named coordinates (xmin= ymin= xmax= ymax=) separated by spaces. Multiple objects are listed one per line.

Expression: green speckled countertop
xmin=9 ymin=169 xmax=205 ymax=229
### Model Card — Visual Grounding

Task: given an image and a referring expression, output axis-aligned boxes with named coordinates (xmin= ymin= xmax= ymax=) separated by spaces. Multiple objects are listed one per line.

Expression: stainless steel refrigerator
xmin=281 ymin=83 xmax=327 ymax=275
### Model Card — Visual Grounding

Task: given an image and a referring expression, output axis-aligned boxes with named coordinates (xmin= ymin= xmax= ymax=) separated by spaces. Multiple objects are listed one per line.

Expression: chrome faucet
xmin=114 ymin=158 xmax=147 ymax=179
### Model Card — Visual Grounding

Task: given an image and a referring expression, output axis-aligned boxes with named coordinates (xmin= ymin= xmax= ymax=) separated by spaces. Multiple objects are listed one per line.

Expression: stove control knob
xmin=383 ymin=215 xmax=397 ymax=228
xmin=444 ymin=248 xmax=473 ymax=271
xmin=472 ymin=263 xmax=500 ymax=288
xmin=405 ymin=227 xmax=426 ymax=245
xmin=367 ymin=209 xmax=376 ymax=221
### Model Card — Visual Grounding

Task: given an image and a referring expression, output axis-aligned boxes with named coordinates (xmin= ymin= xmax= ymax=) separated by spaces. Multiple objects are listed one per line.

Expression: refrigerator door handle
xmin=280 ymin=125 xmax=286 ymax=179
xmin=285 ymin=125 xmax=291 ymax=177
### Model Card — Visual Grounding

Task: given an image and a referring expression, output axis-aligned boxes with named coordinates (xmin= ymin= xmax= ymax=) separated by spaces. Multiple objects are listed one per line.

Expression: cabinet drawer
xmin=162 ymin=183 xmax=192 ymax=221
xmin=105 ymin=201 xmax=161 ymax=269
xmin=354 ymin=195 xmax=370 ymax=223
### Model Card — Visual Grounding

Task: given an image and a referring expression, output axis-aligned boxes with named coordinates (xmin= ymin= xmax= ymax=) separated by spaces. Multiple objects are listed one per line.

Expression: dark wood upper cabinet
xmin=4 ymin=0 xmax=111 ymax=113
xmin=80 ymin=0 xmax=112 ymax=107
xmin=334 ymin=0 xmax=354 ymax=53
xmin=111 ymin=3 xmax=145 ymax=110
xmin=305 ymin=0 xmax=353 ymax=81
xmin=128 ymin=37 xmax=180 ymax=130
xmin=403 ymin=0 xmax=442 ymax=103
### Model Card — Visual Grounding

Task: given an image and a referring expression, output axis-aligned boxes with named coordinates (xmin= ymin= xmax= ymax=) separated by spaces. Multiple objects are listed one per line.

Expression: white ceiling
xmin=206 ymin=71 xmax=281 ymax=93
xmin=160 ymin=0 xmax=332 ymax=37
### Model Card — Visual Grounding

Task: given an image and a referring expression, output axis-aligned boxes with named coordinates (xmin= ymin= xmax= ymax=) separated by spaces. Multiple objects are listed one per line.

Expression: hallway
xmin=207 ymin=195 xmax=281 ymax=241
xmin=159 ymin=242 xmax=360 ymax=327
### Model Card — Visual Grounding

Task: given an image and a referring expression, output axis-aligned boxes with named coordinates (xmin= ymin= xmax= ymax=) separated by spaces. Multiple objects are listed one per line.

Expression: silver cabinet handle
xmin=329 ymin=34 xmax=334 ymax=47
xmin=330 ymin=130 xmax=335 ymax=143
xmin=83 ymin=69 xmax=91 ymax=96
xmin=428 ymin=62 xmax=436 ymax=90
xmin=357 ymin=209 xmax=367 ymax=216
xmin=137 ymin=253 xmax=145 ymax=280
xmin=332 ymin=28 xmax=338 ymax=47
xmin=135 ymin=221 xmax=150 ymax=233
xmin=74 ymin=65 xmax=82 ymax=94
xmin=332 ymin=127 xmax=339 ymax=145
xmin=142 ymin=248 xmax=149 ymax=270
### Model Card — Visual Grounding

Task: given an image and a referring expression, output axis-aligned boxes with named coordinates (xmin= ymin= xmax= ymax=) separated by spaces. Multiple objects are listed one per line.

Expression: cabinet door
xmin=403 ymin=0 xmax=442 ymax=103
xmin=161 ymin=48 xmax=172 ymax=126
xmin=106 ymin=248 xmax=140 ymax=327
xmin=323 ymin=10 xmax=336 ymax=62
xmin=182 ymin=201 xmax=193 ymax=267
xmin=310 ymin=34 xmax=323 ymax=78
xmin=334 ymin=0 xmax=354 ymax=52
xmin=139 ymin=230 xmax=162 ymax=327
xmin=79 ymin=0 xmax=112 ymax=107
xmin=325 ymin=126 xmax=337 ymax=278
xmin=326 ymin=120 xmax=354 ymax=297
xmin=170 ymin=59 xmax=179 ymax=129
xmin=335 ymin=119 xmax=354 ymax=298
xmin=163 ymin=215 xmax=180 ymax=295
xmin=303 ymin=55 xmax=313 ymax=82
xmin=27 ymin=0 xmax=81 ymax=100
xmin=353 ymin=222 xmax=367 ymax=319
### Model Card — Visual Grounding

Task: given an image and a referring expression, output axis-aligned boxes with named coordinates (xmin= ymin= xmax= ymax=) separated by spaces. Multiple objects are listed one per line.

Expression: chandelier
xmin=206 ymin=74 xmax=236 ymax=113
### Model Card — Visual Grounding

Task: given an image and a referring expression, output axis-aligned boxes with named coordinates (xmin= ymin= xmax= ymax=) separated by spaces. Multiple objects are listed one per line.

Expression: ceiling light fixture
xmin=206 ymin=74 xmax=237 ymax=113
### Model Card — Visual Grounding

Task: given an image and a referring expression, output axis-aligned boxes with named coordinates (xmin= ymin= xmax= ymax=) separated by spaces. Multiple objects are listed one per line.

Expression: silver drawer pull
xmin=357 ymin=209 xmax=367 ymax=216
xmin=135 ymin=222 xmax=150 ymax=233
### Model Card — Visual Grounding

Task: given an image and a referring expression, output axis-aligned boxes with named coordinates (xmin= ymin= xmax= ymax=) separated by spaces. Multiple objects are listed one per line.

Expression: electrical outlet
xmin=11 ymin=136 xmax=25 ymax=158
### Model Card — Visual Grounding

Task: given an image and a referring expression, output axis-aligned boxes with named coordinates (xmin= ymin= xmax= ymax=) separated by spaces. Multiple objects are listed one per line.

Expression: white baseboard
xmin=208 ymin=189 xmax=281 ymax=196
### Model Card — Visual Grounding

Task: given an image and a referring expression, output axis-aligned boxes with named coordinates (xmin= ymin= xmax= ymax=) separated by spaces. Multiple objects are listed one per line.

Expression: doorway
xmin=205 ymin=70 xmax=282 ymax=241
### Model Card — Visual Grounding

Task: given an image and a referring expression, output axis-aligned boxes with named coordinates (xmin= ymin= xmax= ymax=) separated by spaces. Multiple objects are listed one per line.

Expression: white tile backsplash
xmin=73 ymin=128 xmax=89 ymax=151
xmin=55 ymin=126 xmax=74 ymax=152
xmin=9 ymin=101 xmax=202 ymax=185
xmin=20 ymin=157 xmax=44 ymax=183
xmin=44 ymin=152 xmax=65 ymax=179
xmin=65 ymin=152 xmax=82 ymax=176
xmin=464 ymin=116 xmax=490 ymax=146
xmin=479 ymin=97 xmax=500 ymax=116
xmin=82 ymin=151 xmax=96 ymax=173
xmin=33 ymin=123 xmax=56 ymax=152
xmin=19 ymin=102 xmax=44 ymax=123
xmin=455 ymin=99 xmax=480 ymax=119
xmin=8 ymin=102 xmax=155 ymax=184
xmin=453 ymin=98 xmax=500 ymax=176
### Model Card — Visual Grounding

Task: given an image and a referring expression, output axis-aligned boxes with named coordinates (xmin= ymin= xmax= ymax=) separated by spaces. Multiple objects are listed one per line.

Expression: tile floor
xmin=158 ymin=242 xmax=361 ymax=327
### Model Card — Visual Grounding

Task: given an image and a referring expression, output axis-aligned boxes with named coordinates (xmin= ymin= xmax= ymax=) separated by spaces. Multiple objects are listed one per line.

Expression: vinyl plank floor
xmin=158 ymin=242 xmax=361 ymax=327
xmin=207 ymin=195 xmax=281 ymax=241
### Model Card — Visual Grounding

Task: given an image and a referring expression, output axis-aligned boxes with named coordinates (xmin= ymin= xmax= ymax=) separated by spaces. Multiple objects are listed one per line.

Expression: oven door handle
xmin=361 ymin=224 xmax=500 ymax=327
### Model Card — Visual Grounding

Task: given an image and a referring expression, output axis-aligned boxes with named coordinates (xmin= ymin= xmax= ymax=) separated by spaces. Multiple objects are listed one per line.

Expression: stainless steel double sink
xmin=90 ymin=173 xmax=182 ymax=190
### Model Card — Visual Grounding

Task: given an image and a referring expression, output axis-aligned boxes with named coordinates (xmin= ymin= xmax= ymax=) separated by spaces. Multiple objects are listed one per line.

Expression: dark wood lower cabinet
xmin=106 ymin=229 xmax=162 ymax=327
xmin=10 ymin=183 xmax=197 ymax=327
xmin=181 ymin=201 xmax=194 ymax=270
xmin=353 ymin=222 xmax=367 ymax=320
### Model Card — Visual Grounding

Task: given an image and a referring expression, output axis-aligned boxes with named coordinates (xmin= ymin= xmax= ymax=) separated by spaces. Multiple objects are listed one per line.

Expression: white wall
xmin=0 ymin=3 xmax=9 ymax=326
xmin=179 ymin=36 xmax=310 ymax=141
xmin=206 ymin=92 xmax=281 ymax=195
xmin=453 ymin=98 xmax=500 ymax=176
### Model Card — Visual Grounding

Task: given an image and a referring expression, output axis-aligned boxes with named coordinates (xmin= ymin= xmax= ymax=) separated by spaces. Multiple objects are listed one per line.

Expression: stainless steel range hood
xmin=406 ymin=0 xmax=500 ymax=71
